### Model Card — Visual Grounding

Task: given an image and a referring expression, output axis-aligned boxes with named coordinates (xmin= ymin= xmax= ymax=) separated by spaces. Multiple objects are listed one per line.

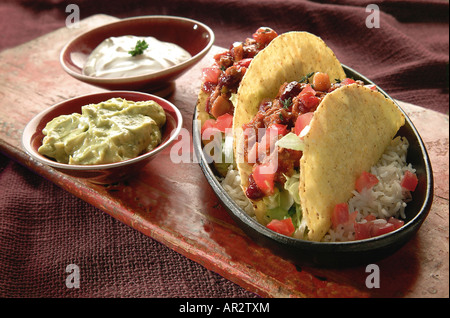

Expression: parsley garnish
xmin=299 ymin=72 xmax=315 ymax=83
xmin=128 ymin=39 xmax=149 ymax=57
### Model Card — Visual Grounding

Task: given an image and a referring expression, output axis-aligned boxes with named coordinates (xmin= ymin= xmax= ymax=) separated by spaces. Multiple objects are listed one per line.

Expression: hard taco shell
xmin=233 ymin=31 xmax=346 ymax=224
xmin=300 ymin=84 xmax=405 ymax=241
xmin=196 ymin=90 xmax=211 ymax=128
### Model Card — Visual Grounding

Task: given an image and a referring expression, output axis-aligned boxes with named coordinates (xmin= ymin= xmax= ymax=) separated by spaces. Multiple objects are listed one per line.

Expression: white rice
xmin=220 ymin=136 xmax=415 ymax=242
xmin=324 ymin=136 xmax=415 ymax=242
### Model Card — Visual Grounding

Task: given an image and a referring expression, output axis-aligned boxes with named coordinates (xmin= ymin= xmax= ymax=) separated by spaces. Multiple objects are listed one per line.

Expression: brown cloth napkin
xmin=0 ymin=154 xmax=258 ymax=297
xmin=0 ymin=0 xmax=448 ymax=298
xmin=1 ymin=0 xmax=448 ymax=113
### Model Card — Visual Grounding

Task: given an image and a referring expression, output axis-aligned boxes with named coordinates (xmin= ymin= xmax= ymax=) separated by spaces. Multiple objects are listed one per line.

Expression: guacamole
xmin=38 ymin=98 xmax=166 ymax=165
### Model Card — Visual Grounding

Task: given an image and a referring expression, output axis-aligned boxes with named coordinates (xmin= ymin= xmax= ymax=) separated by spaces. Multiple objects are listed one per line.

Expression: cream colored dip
xmin=83 ymin=35 xmax=192 ymax=78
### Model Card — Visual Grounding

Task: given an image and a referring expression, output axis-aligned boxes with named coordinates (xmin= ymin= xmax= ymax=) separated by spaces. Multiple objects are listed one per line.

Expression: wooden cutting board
xmin=0 ymin=14 xmax=448 ymax=298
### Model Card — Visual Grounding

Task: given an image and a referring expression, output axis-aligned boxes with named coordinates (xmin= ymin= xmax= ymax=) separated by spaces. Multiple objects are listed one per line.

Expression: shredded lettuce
xmin=283 ymin=172 xmax=301 ymax=205
xmin=262 ymin=188 xmax=280 ymax=210
xmin=229 ymin=93 xmax=238 ymax=106
xmin=288 ymin=203 xmax=302 ymax=229
xmin=222 ymin=131 xmax=234 ymax=164
xmin=264 ymin=171 xmax=303 ymax=231
xmin=275 ymin=132 xmax=305 ymax=151
xmin=284 ymin=172 xmax=302 ymax=229
xmin=213 ymin=133 xmax=234 ymax=176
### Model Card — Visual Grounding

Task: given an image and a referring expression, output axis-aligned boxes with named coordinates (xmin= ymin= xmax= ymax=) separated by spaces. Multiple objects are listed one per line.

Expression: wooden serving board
xmin=0 ymin=14 xmax=448 ymax=298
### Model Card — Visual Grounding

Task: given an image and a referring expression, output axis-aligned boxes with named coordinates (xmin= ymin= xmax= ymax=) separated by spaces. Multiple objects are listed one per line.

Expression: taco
xmin=232 ymin=32 xmax=412 ymax=242
xmin=196 ymin=27 xmax=278 ymax=176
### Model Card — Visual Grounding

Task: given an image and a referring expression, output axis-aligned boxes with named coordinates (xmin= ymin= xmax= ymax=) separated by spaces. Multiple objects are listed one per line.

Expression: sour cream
xmin=83 ymin=35 xmax=192 ymax=78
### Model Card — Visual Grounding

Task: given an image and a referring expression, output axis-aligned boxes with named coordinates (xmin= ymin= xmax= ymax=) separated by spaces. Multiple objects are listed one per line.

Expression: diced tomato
xmin=268 ymin=123 xmax=289 ymax=136
xmin=371 ymin=221 xmax=395 ymax=237
xmin=237 ymin=58 xmax=252 ymax=68
xmin=201 ymin=65 xmax=221 ymax=84
xmin=364 ymin=214 xmax=377 ymax=222
xmin=354 ymin=217 xmax=403 ymax=240
xmin=252 ymin=27 xmax=278 ymax=46
xmin=201 ymin=113 xmax=232 ymax=141
xmin=331 ymin=203 xmax=349 ymax=229
xmin=252 ymin=162 xmax=276 ymax=195
xmin=294 ymin=112 xmax=314 ymax=136
xmin=401 ymin=170 xmax=418 ymax=192
xmin=267 ymin=218 xmax=295 ymax=236
xmin=365 ymin=84 xmax=377 ymax=91
xmin=341 ymin=78 xmax=356 ymax=85
xmin=201 ymin=119 xmax=217 ymax=136
xmin=348 ymin=210 xmax=358 ymax=223
xmin=355 ymin=171 xmax=379 ymax=193
xmin=201 ymin=119 xmax=221 ymax=143
xmin=301 ymin=84 xmax=316 ymax=95
xmin=387 ymin=217 xmax=404 ymax=230
xmin=214 ymin=113 xmax=233 ymax=133
xmin=298 ymin=84 xmax=320 ymax=111
xmin=354 ymin=222 xmax=372 ymax=240
xmin=299 ymin=94 xmax=321 ymax=111
xmin=331 ymin=203 xmax=359 ymax=229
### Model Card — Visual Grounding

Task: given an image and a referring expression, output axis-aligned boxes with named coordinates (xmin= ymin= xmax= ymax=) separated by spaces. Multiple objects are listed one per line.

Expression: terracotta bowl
xmin=60 ymin=15 xmax=214 ymax=92
xmin=193 ymin=65 xmax=434 ymax=268
xmin=22 ymin=91 xmax=183 ymax=184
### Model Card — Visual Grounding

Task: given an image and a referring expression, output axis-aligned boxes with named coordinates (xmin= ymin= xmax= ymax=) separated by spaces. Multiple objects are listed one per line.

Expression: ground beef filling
xmin=242 ymin=78 xmax=365 ymax=200
xmin=201 ymin=28 xmax=278 ymax=117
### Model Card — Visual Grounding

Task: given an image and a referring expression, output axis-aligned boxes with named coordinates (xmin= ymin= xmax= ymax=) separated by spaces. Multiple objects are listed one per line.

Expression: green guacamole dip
xmin=38 ymin=98 xmax=166 ymax=165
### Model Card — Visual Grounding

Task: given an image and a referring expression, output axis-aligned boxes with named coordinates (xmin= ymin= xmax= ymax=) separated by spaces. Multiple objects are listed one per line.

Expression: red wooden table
xmin=1 ymin=15 xmax=448 ymax=298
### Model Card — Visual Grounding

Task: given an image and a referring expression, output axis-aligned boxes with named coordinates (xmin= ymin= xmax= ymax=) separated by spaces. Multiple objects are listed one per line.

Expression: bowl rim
xmin=59 ymin=15 xmax=215 ymax=84
xmin=193 ymin=63 xmax=434 ymax=250
xmin=22 ymin=90 xmax=183 ymax=171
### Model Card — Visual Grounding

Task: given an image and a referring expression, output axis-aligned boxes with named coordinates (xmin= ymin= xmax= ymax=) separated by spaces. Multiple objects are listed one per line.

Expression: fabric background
xmin=0 ymin=0 xmax=448 ymax=298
